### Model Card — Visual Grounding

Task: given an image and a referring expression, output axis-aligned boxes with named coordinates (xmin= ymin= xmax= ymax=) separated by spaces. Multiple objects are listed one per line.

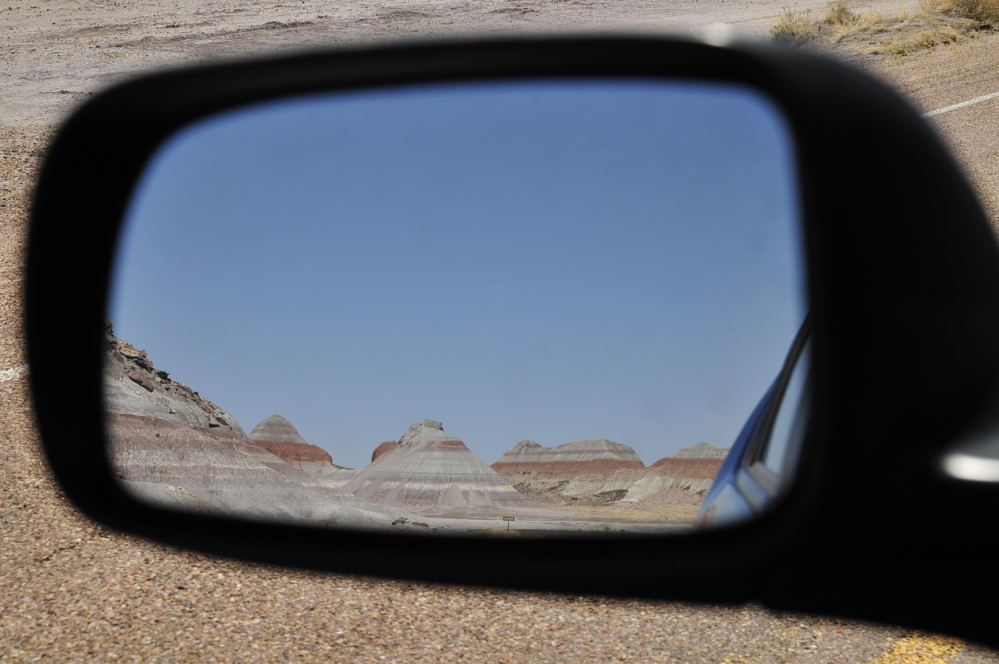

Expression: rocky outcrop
xmin=344 ymin=420 xmax=539 ymax=517
xmin=491 ymin=439 xmax=646 ymax=505
xmin=248 ymin=414 xmax=335 ymax=474
xmin=104 ymin=326 xmax=244 ymax=434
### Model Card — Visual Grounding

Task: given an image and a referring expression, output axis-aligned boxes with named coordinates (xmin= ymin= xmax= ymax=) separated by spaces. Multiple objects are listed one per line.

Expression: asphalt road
xmin=2 ymin=1 xmax=999 ymax=662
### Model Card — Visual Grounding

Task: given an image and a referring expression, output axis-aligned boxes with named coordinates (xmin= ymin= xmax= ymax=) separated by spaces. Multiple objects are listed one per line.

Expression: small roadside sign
xmin=502 ymin=515 xmax=515 ymax=533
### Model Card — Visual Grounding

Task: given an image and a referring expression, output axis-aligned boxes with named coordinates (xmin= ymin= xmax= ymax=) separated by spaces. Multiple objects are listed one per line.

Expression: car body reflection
xmin=697 ymin=317 xmax=811 ymax=527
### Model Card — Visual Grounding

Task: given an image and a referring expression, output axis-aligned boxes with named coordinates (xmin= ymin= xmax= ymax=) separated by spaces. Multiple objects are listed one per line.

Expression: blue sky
xmin=110 ymin=79 xmax=805 ymax=468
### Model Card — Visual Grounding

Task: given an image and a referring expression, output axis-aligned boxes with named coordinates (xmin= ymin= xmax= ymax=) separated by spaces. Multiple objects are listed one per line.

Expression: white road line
xmin=0 ymin=364 xmax=28 ymax=382
xmin=925 ymin=90 xmax=999 ymax=117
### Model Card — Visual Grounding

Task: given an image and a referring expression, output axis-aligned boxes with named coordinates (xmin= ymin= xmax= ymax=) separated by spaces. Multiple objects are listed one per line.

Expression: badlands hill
xmin=345 ymin=420 xmax=541 ymax=518
xmin=103 ymin=325 xmax=720 ymax=526
xmin=492 ymin=439 xmax=729 ymax=509
xmin=625 ymin=443 xmax=728 ymax=506
xmin=249 ymin=414 xmax=335 ymax=472
xmin=492 ymin=439 xmax=646 ymax=505
xmin=103 ymin=326 xmax=416 ymax=528
xmin=247 ymin=414 xmax=360 ymax=491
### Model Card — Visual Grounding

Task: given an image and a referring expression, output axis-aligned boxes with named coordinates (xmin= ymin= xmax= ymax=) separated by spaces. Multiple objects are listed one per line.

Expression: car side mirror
xmin=26 ymin=35 xmax=999 ymax=646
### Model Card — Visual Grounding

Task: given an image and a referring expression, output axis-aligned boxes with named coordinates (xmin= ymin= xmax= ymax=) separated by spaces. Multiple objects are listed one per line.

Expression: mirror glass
xmin=106 ymin=79 xmax=806 ymax=535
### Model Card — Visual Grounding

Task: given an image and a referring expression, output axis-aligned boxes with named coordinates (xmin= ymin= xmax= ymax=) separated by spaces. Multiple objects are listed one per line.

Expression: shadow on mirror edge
xmin=103 ymin=78 xmax=807 ymax=536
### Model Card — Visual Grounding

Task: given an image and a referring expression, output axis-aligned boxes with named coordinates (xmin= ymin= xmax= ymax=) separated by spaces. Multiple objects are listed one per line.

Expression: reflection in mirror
xmin=106 ymin=79 xmax=806 ymax=535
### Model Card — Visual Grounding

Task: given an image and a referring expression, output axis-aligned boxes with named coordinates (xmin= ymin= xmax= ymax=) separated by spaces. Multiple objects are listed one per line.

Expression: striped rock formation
xmin=249 ymin=414 xmax=335 ymax=474
xmin=622 ymin=443 xmax=729 ymax=504
xmin=491 ymin=439 xmax=647 ymax=505
xmin=344 ymin=420 xmax=539 ymax=517
xmin=492 ymin=439 xmax=730 ymax=508
xmin=103 ymin=326 xmax=418 ymax=528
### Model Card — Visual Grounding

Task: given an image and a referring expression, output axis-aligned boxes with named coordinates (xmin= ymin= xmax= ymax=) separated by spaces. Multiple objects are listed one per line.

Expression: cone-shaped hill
xmin=249 ymin=414 xmax=335 ymax=473
xmin=344 ymin=419 xmax=539 ymax=517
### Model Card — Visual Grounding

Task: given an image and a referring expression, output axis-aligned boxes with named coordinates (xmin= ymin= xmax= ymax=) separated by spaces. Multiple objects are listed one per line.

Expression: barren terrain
xmin=3 ymin=0 xmax=999 ymax=662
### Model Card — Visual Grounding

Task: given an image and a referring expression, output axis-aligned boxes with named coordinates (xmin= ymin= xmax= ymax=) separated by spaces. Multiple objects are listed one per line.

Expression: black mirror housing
xmin=26 ymin=35 xmax=999 ymax=646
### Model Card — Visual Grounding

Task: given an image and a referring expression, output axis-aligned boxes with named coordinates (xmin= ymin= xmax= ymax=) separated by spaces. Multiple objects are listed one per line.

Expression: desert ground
xmin=3 ymin=0 xmax=999 ymax=661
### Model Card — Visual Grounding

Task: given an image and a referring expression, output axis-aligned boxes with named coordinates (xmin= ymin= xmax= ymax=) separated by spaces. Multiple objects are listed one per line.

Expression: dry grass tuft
xmin=937 ymin=0 xmax=999 ymax=23
xmin=772 ymin=7 xmax=815 ymax=44
xmin=774 ymin=0 xmax=991 ymax=54
xmin=824 ymin=2 xmax=861 ymax=25
xmin=865 ymin=25 xmax=965 ymax=54
xmin=826 ymin=6 xmax=883 ymax=41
